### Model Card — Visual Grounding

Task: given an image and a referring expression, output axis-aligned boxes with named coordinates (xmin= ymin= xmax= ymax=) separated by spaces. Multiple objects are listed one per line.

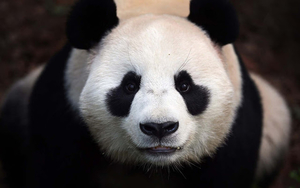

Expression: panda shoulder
xmin=250 ymin=73 xmax=291 ymax=179
xmin=0 ymin=65 xmax=44 ymax=143
xmin=1 ymin=65 xmax=44 ymax=115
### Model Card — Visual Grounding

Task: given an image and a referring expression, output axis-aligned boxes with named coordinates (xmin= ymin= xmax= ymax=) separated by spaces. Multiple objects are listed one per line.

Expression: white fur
xmin=221 ymin=44 xmax=242 ymax=109
xmin=251 ymin=74 xmax=291 ymax=179
xmin=65 ymin=49 xmax=90 ymax=109
xmin=72 ymin=15 xmax=238 ymax=166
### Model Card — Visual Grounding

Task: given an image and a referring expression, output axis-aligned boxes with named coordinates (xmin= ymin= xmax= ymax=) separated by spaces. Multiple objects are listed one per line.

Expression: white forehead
xmin=91 ymin=14 xmax=223 ymax=80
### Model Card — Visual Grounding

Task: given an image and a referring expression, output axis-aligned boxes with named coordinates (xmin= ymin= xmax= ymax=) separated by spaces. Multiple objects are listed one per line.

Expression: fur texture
xmin=0 ymin=0 xmax=291 ymax=187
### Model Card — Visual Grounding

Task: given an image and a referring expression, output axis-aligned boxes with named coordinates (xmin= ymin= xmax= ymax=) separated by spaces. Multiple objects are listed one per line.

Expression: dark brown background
xmin=0 ymin=0 xmax=299 ymax=187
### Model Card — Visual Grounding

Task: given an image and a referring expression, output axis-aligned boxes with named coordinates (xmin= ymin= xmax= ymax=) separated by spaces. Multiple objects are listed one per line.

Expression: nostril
xmin=140 ymin=123 xmax=159 ymax=136
xmin=144 ymin=125 xmax=156 ymax=133
xmin=162 ymin=121 xmax=179 ymax=135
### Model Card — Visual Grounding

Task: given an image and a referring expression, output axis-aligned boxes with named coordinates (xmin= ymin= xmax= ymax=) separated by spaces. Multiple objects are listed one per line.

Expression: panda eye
xmin=125 ymin=82 xmax=138 ymax=94
xmin=177 ymin=82 xmax=190 ymax=93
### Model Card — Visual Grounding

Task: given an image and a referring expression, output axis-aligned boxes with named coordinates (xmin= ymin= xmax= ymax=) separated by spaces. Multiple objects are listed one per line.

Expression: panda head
xmin=67 ymin=0 xmax=239 ymax=166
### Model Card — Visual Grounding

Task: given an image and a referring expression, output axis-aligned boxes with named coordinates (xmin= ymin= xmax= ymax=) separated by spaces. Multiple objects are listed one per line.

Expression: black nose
xmin=140 ymin=121 xmax=179 ymax=139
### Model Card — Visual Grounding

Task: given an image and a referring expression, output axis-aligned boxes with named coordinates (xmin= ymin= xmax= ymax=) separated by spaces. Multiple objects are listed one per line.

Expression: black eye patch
xmin=174 ymin=71 xmax=210 ymax=116
xmin=106 ymin=71 xmax=141 ymax=117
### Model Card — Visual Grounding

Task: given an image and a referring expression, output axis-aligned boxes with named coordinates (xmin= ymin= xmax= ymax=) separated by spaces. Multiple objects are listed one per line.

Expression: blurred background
xmin=0 ymin=0 xmax=299 ymax=187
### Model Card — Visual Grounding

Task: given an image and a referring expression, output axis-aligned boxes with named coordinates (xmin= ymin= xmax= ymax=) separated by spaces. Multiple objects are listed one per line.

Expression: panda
xmin=0 ymin=0 xmax=291 ymax=187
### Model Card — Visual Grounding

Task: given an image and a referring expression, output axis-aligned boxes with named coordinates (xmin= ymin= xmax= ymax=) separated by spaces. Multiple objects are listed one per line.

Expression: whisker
xmin=177 ymin=48 xmax=192 ymax=74
xmin=127 ymin=43 xmax=137 ymax=72
xmin=173 ymin=163 xmax=186 ymax=179
xmin=186 ymin=160 xmax=201 ymax=170
xmin=167 ymin=165 xmax=170 ymax=180
xmin=146 ymin=164 xmax=153 ymax=173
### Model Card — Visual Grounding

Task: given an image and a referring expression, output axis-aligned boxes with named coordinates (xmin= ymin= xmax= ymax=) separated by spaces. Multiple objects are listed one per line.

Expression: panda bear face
xmin=79 ymin=14 xmax=236 ymax=166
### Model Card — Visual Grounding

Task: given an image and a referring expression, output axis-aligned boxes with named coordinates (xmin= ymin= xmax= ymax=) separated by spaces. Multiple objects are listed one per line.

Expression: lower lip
xmin=144 ymin=146 xmax=181 ymax=154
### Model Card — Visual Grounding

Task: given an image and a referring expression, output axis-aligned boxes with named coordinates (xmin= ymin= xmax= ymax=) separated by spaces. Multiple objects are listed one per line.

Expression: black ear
xmin=66 ymin=0 xmax=119 ymax=50
xmin=188 ymin=0 xmax=239 ymax=46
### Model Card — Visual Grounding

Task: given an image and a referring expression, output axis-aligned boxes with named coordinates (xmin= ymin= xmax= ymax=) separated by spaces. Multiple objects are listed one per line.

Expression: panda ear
xmin=187 ymin=0 xmax=239 ymax=46
xmin=66 ymin=0 xmax=119 ymax=50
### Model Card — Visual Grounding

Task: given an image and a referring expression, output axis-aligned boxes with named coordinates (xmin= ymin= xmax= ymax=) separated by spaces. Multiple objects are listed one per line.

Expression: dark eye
xmin=177 ymin=82 xmax=190 ymax=93
xmin=125 ymin=82 xmax=138 ymax=93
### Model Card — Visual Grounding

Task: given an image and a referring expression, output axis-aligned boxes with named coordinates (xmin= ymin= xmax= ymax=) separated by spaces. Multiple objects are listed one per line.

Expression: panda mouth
xmin=144 ymin=146 xmax=182 ymax=154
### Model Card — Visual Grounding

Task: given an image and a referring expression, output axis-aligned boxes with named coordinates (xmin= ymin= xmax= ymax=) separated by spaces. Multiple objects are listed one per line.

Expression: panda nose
xmin=140 ymin=121 xmax=179 ymax=139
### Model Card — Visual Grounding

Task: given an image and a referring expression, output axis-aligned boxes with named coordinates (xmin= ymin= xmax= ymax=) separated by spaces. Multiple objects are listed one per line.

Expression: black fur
xmin=0 ymin=83 xmax=30 ymax=187
xmin=188 ymin=0 xmax=239 ymax=45
xmin=27 ymin=44 xmax=108 ymax=188
xmin=174 ymin=70 xmax=210 ymax=115
xmin=106 ymin=71 xmax=141 ymax=117
xmin=66 ymin=0 xmax=118 ymax=49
